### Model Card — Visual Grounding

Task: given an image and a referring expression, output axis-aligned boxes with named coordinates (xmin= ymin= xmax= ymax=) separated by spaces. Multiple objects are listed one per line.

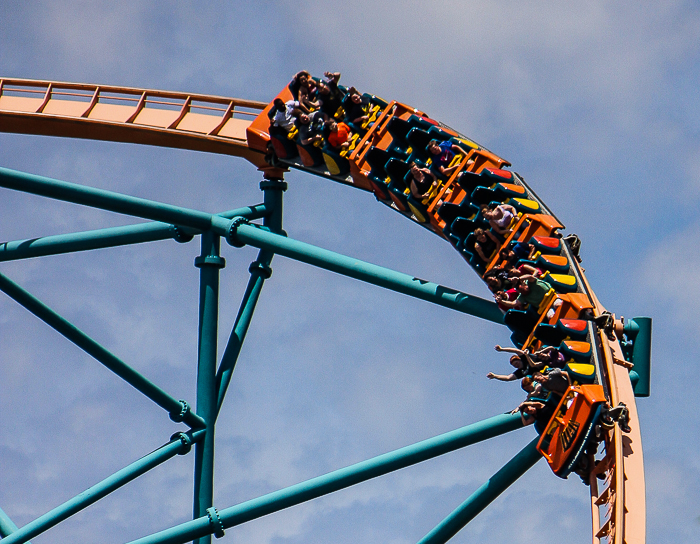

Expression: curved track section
xmin=0 ymin=77 xmax=644 ymax=543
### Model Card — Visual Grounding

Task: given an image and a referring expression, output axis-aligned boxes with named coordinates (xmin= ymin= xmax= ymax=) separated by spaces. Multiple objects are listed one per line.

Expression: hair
xmin=273 ymin=98 xmax=285 ymax=109
xmin=510 ymin=355 xmax=524 ymax=369
xmin=474 ymin=228 xmax=484 ymax=237
xmin=521 ymin=377 xmax=533 ymax=392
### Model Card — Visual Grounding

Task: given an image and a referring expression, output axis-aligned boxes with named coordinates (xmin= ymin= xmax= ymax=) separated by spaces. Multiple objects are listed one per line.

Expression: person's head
xmin=485 ymin=275 xmax=501 ymax=291
xmin=482 ymin=208 xmax=496 ymax=220
xmin=350 ymin=92 xmax=362 ymax=104
xmin=500 ymin=248 xmax=513 ymax=260
xmin=510 ymin=355 xmax=524 ymax=370
xmin=427 ymin=139 xmax=441 ymax=155
xmin=273 ymin=98 xmax=285 ymax=111
xmin=474 ymin=228 xmax=486 ymax=241
xmin=521 ymin=377 xmax=534 ymax=393
xmin=298 ymin=113 xmax=310 ymax=125
xmin=296 ymin=70 xmax=311 ymax=84
xmin=516 ymin=281 xmax=531 ymax=295
xmin=317 ymin=81 xmax=330 ymax=95
xmin=328 ymin=121 xmax=338 ymax=132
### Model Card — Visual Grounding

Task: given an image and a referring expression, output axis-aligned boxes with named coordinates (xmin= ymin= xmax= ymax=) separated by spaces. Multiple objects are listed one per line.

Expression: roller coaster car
xmin=536 ymin=384 xmax=607 ymax=479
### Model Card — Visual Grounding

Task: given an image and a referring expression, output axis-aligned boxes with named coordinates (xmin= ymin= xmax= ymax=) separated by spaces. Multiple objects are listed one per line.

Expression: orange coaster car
xmin=536 ymin=384 xmax=607 ymax=478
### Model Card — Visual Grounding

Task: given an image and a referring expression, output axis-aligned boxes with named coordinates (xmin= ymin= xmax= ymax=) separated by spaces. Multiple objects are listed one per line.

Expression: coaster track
xmin=0 ymin=77 xmax=646 ymax=543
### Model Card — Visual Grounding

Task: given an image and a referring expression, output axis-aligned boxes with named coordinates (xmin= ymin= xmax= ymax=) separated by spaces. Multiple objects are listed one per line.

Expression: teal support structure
xmin=228 ymin=221 xmax=504 ymax=324
xmin=0 ymin=507 xmax=25 ymax=541
xmin=0 ymin=431 xmax=204 ymax=544
xmin=215 ymin=179 xmax=286 ymax=417
xmin=0 ymin=271 xmax=205 ymax=429
xmin=0 ymin=204 xmax=267 ymax=263
xmin=0 ymin=166 xmax=500 ymax=324
xmin=124 ymin=413 xmax=526 ymax=544
xmin=193 ymin=232 xmax=225 ymax=544
xmin=416 ymin=438 xmax=541 ymax=544
xmin=623 ymin=317 xmax=652 ymax=397
xmin=0 ymin=165 xmax=532 ymax=544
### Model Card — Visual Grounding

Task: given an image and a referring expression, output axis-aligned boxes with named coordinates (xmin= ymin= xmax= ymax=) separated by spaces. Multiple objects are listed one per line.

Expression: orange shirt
xmin=328 ymin=122 xmax=351 ymax=148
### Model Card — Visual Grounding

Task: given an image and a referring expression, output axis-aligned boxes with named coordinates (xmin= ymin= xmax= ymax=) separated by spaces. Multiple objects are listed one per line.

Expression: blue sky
xmin=1 ymin=1 xmax=699 ymax=543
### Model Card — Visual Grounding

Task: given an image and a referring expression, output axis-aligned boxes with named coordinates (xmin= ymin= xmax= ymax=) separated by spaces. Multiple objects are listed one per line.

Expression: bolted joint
xmin=249 ymin=260 xmax=272 ymax=279
xmin=169 ymin=400 xmax=191 ymax=423
xmin=260 ymin=178 xmax=288 ymax=192
xmin=194 ymin=254 xmax=226 ymax=269
xmin=206 ymin=507 xmax=225 ymax=538
xmin=170 ymin=431 xmax=194 ymax=455
xmin=173 ymin=227 xmax=194 ymax=244
xmin=227 ymin=216 xmax=249 ymax=248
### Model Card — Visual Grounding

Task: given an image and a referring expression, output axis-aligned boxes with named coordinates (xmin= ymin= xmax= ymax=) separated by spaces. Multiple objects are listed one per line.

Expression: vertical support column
xmin=215 ymin=177 xmax=286 ymax=416
xmin=193 ymin=231 xmax=225 ymax=544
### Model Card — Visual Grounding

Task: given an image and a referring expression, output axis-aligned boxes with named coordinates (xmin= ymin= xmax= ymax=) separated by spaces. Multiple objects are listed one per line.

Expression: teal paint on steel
xmin=193 ymin=232 xmax=224 ymax=544
xmin=625 ymin=317 xmax=652 ymax=397
xmin=0 ymin=506 xmax=25 ymax=541
xmin=229 ymin=222 xmax=504 ymax=324
xmin=0 ymin=204 xmax=267 ymax=263
xmin=0 ymin=431 xmax=204 ymax=544
xmin=0 ymin=166 xmax=500 ymax=324
xmin=125 ymin=413 xmax=525 ymax=544
xmin=0 ymin=166 xmax=219 ymax=231
xmin=0 ymin=222 xmax=183 ymax=262
xmin=416 ymin=438 xmax=541 ymax=544
xmin=215 ymin=179 xmax=286 ymax=416
xmin=0 ymin=272 xmax=205 ymax=429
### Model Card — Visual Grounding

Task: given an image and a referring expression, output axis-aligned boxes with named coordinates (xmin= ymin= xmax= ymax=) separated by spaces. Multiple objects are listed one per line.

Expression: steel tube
xmin=214 ymin=271 xmax=265 ymax=415
xmin=0 ymin=166 xmax=221 ymax=232
xmin=0 ymin=507 xmax=23 ymax=540
xmin=125 ymin=413 xmax=524 ymax=544
xmin=0 ymin=431 xmax=205 ymax=544
xmin=193 ymin=233 xmax=223 ymax=544
xmin=215 ymin=180 xmax=285 ymax=415
xmin=0 ymin=272 xmax=205 ymax=429
xmin=0 ymin=204 xmax=267 ymax=263
xmin=229 ymin=222 xmax=504 ymax=324
xmin=416 ymin=438 xmax=541 ymax=544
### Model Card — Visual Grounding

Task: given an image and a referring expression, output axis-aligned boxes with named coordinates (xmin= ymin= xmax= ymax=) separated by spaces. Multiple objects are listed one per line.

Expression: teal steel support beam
xmin=0 ymin=272 xmax=205 ymax=429
xmin=228 ymin=222 xmax=504 ymax=324
xmin=193 ymin=232 xmax=224 ymax=544
xmin=125 ymin=413 xmax=525 ymax=544
xmin=0 ymin=166 xmax=221 ymax=231
xmin=0 ymin=507 xmax=26 ymax=542
xmin=0 ymin=204 xmax=267 ymax=263
xmin=215 ymin=179 xmax=286 ymax=416
xmin=415 ymin=438 xmax=541 ymax=544
xmin=0 ymin=431 xmax=204 ymax=544
xmin=0 ymin=167 xmax=500 ymax=323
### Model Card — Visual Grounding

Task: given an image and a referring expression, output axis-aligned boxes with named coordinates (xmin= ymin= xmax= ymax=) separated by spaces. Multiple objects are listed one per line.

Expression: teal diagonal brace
xmin=416 ymin=438 xmax=542 ymax=544
xmin=215 ymin=179 xmax=286 ymax=416
xmin=0 ymin=272 xmax=205 ymax=429
xmin=228 ymin=221 xmax=504 ymax=324
xmin=0 ymin=430 xmax=204 ymax=544
xmin=0 ymin=204 xmax=268 ymax=263
xmin=0 ymin=507 xmax=29 ymax=543
xmin=124 ymin=413 xmax=525 ymax=544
